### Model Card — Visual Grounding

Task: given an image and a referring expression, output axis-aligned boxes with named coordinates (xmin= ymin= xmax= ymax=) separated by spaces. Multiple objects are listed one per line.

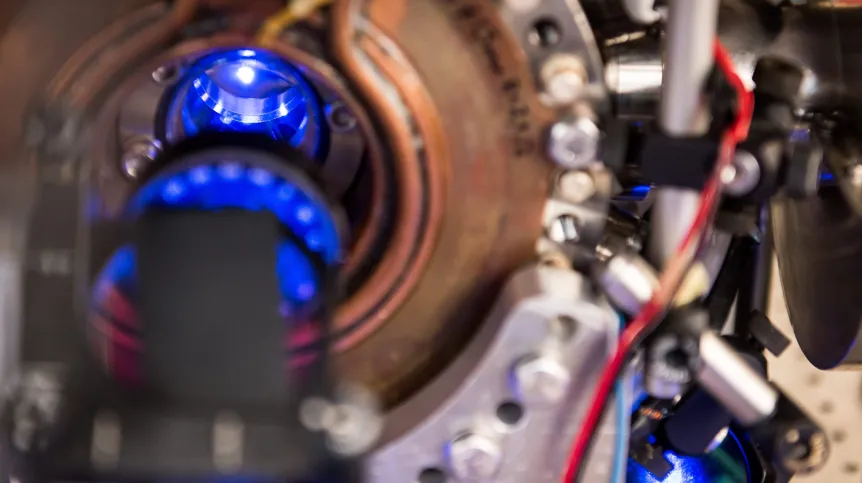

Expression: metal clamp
xmin=367 ymin=265 xmax=626 ymax=482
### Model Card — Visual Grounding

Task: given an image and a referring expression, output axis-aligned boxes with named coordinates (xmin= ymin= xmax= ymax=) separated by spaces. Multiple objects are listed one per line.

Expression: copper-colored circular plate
xmin=331 ymin=0 xmax=555 ymax=404
xmin=8 ymin=0 xmax=554 ymax=406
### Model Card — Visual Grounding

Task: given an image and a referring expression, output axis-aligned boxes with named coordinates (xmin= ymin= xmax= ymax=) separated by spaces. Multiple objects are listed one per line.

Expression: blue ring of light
xmin=172 ymin=49 xmax=322 ymax=154
xmin=95 ymin=160 xmax=341 ymax=313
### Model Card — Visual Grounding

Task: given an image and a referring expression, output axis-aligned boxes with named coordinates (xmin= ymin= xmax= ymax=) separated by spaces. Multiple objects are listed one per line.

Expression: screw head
xmin=326 ymin=102 xmax=357 ymax=132
xmin=541 ymin=55 xmax=587 ymax=105
xmin=152 ymin=64 xmax=181 ymax=85
xmin=513 ymin=355 xmax=571 ymax=406
xmin=722 ymin=150 xmax=761 ymax=196
xmin=557 ymin=170 xmax=596 ymax=204
xmin=121 ymin=139 xmax=162 ymax=179
xmin=548 ymin=118 xmax=600 ymax=169
xmin=299 ymin=386 xmax=382 ymax=457
xmin=505 ymin=0 xmax=540 ymax=12
xmin=448 ymin=433 xmax=502 ymax=480
xmin=849 ymin=164 xmax=862 ymax=186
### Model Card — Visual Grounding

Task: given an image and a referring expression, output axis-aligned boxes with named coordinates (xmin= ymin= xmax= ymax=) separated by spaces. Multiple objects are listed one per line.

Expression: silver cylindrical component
xmin=547 ymin=214 xmax=582 ymax=245
xmin=622 ymin=0 xmax=663 ymax=25
xmin=648 ymin=188 xmax=701 ymax=265
xmin=650 ymin=0 xmax=720 ymax=267
xmin=605 ymin=36 xmax=663 ymax=120
xmin=659 ymin=0 xmax=719 ymax=135
xmin=696 ymin=331 xmax=779 ymax=426
xmin=597 ymin=251 xmax=659 ymax=315
xmin=722 ymin=150 xmax=762 ymax=197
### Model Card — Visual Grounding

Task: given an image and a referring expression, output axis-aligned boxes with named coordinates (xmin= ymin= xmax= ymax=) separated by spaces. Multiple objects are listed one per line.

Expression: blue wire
xmin=610 ymin=313 xmax=628 ymax=483
xmin=610 ymin=380 xmax=627 ymax=482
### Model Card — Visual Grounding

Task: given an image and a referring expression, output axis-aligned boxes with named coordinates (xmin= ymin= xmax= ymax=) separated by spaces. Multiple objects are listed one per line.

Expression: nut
xmin=541 ymin=55 xmax=587 ymax=105
xmin=513 ymin=355 xmax=571 ymax=406
xmin=557 ymin=170 xmax=596 ymax=204
xmin=448 ymin=433 xmax=502 ymax=480
xmin=548 ymin=118 xmax=600 ymax=169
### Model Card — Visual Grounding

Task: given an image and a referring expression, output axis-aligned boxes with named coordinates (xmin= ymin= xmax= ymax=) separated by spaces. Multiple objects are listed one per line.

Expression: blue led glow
xmin=628 ymin=452 xmax=708 ymax=483
xmin=631 ymin=185 xmax=651 ymax=196
xmin=175 ymin=49 xmax=320 ymax=149
xmin=96 ymin=241 xmax=319 ymax=313
xmin=626 ymin=431 xmax=750 ymax=483
xmin=131 ymin=161 xmax=340 ymax=262
xmin=104 ymin=161 xmax=341 ymax=311
xmin=93 ymin=245 xmax=138 ymax=303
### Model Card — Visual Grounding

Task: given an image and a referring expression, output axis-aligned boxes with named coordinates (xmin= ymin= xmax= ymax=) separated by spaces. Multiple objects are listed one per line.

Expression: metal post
xmin=648 ymin=0 xmax=720 ymax=266
xmin=734 ymin=205 xmax=773 ymax=333
xmin=696 ymin=331 xmax=779 ymax=426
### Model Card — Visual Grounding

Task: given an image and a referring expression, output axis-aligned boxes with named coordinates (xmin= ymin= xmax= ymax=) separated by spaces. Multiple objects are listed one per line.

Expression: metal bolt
xmin=299 ymin=386 xmax=382 ymax=457
xmin=722 ymin=150 xmax=761 ymax=196
xmin=121 ymin=138 xmax=162 ymax=179
xmin=548 ymin=117 xmax=600 ymax=169
xmin=505 ymin=0 xmax=540 ymax=11
xmin=849 ymin=164 xmax=862 ymax=186
xmin=513 ymin=355 xmax=571 ymax=406
xmin=327 ymin=102 xmax=357 ymax=132
xmin=597 ymin=251 xmax=658 ymax=316
xmin=547 ymin=214 xmax=581 ymax=245
xmin=152 ymin=64 xmax=180 ymax=85
xmin=448 ymin=433 xmax=502 ymax=480
xmin=541 ymin=55 xmax=587 ymax=105
xmin=13 ymin=368 xmax=63 ymax=452
xmin=557 ymin=170 xmax=596 ymax=204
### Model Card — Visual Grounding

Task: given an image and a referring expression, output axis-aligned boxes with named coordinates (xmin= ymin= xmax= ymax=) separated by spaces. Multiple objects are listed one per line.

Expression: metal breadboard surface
xmin=767 ymin=261 xmax=862 ymax=482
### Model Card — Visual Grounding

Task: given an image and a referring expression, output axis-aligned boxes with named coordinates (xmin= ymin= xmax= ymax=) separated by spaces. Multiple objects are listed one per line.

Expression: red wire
xmin=560 ymin=40 xmax=754 ymax=483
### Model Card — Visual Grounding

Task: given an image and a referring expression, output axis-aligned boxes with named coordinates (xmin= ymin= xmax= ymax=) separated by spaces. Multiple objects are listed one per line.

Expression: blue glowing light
xmin=174 ymin=49 xmax=320 ymax=149
xmin=631 ymin=185 xmax=651 ymax=196
xmin=628 ymin=452 xmax=708 ymax=483
xmin=106 ymin=161 xmax=341 ymax=311
xmin=626 ymin=431 xmax=750 ymax=483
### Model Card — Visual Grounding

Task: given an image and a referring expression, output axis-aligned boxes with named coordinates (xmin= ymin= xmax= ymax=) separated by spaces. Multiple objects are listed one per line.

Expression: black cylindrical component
xmin=662 ymin=389 xmax=733 ymax=456
xmin=734 ymin=205 xmax=773 ymax=334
